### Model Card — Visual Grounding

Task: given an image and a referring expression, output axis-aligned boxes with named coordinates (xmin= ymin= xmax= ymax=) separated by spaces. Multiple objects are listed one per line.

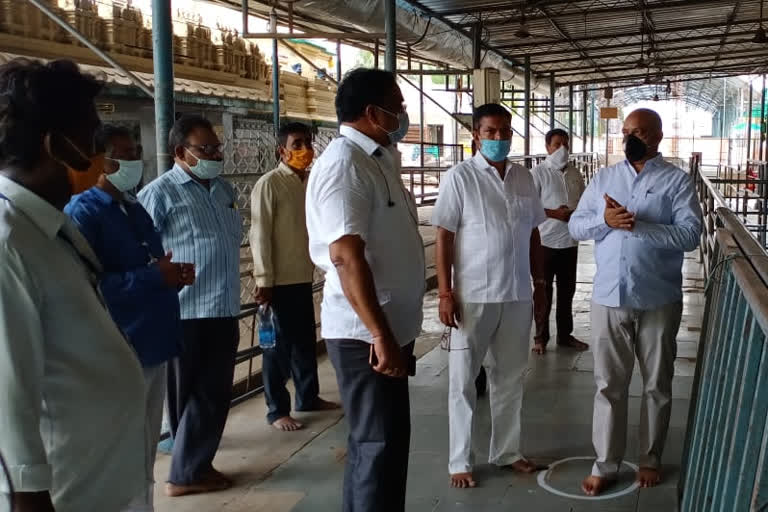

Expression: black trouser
xmin=262 ymin=282 xmax=320 ymax=423
xmin=167 ymin=317 xmax=239 ymax=484
xmin=532 ymin=245 xmax=579 ymax=345
xmin=326 ymin=338 xmax=414 ymax=512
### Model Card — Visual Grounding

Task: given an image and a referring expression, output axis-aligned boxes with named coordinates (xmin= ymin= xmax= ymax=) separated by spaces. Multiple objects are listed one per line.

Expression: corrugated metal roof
xmin=234 ymin=0 xmax=764 ymax=109
xmin=406 ymin=0 xmax=767 ymax=89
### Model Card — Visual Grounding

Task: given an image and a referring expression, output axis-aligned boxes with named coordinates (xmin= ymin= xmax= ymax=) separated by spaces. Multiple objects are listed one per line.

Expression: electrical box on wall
xmin=473 ymin=68 xmax=500 ymax=107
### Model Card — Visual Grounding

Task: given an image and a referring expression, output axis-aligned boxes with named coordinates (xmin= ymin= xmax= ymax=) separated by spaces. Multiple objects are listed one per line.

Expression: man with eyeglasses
xmin=139 ymin=114 xmax=242 ymax=497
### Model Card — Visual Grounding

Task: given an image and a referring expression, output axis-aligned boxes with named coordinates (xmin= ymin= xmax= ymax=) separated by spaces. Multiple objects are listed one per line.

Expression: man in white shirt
xmin=530 ymin=129 xmax=588 ymax=355
xmin=0 ymin=58 xmax=146 ymax=512
xmin=569 ymin=109 xmax=702 ymax=495
xmin=432 ymin=103 xmax=548 ymax=489
xmin=250 ymin=121 xmax=338 ymax=432
xmin=306 ymin=68 xmax=425 ymax=511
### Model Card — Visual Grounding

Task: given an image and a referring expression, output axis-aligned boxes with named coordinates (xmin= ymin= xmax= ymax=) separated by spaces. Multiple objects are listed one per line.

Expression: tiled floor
xmin=154 ymin=242 xmax=705 ymax=512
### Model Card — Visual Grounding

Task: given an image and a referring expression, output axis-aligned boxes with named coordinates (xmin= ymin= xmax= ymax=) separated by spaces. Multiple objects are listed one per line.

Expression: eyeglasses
xmin=185 ymin=143 xmax=224 ymax=156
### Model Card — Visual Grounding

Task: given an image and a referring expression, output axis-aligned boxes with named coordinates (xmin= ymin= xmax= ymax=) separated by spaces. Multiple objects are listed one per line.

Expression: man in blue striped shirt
xmin=139 ymin=115 xmax=242 ymax=497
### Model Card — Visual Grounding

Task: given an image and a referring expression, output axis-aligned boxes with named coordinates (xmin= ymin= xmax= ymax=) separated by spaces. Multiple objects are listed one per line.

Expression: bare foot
xmin=272 ymin=416 xmax=304 ymax=431
xmin=582 ymin=475 xmax=611 ymax=496
xmin=305 ymin=398 xmax=341 ymax=411
xmin=532 ymin=342 xmax=547 ymax=355
xmin=557 ymin=335 xmax=589 ymax=351
xmin=636 ymin=467 xmax=661 ymax=488
xmin=506 ymin=459 xmax=548 ymax=473
xmin=450 ymin=472 xmax=477 ymax=488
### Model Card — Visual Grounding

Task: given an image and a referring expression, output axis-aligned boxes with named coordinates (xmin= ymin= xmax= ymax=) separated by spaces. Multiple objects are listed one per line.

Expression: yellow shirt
xmin=249 ymin=162 xmax=314 ymax=287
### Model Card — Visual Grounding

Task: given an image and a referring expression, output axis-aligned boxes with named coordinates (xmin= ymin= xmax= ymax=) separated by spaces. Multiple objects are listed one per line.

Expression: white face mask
xmin=547 ymin=145 xmax=570 ymax=169
xmin=105 ymin=159 xmax=144 ymax=192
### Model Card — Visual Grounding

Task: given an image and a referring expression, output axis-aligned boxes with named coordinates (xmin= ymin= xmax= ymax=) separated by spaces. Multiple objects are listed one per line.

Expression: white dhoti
xmin=590 ymin=301 xmax=683 ymax=477
xmin=123 ymin=364 xmax=167 ymax=512
xmin=448 ymin=301 xmax=532 ymax=474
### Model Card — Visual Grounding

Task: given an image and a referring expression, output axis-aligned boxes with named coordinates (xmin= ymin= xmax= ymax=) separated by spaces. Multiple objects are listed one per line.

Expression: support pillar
xmin=272 ymin=38 xmax=280 ymax=134
xmin=761 ymin=75 xmax=767 ymax=161
xmin=152 ymin=0 xmax=175 ymax=176
xmin=336 ymin=40 xmax=342 ymax=82
xmin=419 ymin=63 xmax=425 ymax=168
xmin=582 ymin=89 xmax=588 ymax=153
xmin=590 ymin=90 xmax=595 ymax=153
xmin=374 ymin=40 xmax=380 ymax=68
xmin=568 ymin=84 xmax=574 ymax=143
xmin=748 ymin=81 xmax=754 ymax=161
xmin=385 ymin=0 xmax=396 ymax=72
xmin=524 ymin=55 xmax=531 ymax=164
xmin=549 ymin=72 xmax=556 ymax=130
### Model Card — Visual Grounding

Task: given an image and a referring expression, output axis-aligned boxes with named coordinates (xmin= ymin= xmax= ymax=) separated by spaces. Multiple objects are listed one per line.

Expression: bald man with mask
xmin=569 ymin=109 xmax=702 ymax=495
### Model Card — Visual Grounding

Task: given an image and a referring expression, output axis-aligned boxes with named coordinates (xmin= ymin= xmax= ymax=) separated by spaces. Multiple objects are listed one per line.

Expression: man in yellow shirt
xmin=250 ymin=122 xmax=339 ymax=431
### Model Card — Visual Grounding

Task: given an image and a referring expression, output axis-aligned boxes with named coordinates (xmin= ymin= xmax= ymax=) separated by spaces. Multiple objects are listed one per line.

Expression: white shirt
xmin=531 ymin=161 xmax=586 ymax=248
xmin=0 ymin=175 xmax=146 ymax=512
xmin=306 ymin=125 xmax=425 ymax=346
xmin=432 ymin=152 xmax=547 ymax=303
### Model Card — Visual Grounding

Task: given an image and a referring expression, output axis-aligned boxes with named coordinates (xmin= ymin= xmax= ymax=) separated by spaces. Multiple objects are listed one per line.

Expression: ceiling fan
xmin=754 ymin=0 xmax=767 ymax=43
xmin=512 ymin=3 xmax=560 ymax=40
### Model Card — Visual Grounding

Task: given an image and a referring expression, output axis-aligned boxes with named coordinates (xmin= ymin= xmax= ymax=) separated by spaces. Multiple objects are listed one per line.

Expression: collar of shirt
xmin=624 ymin=153 xmax=665 ymax=175
xmin=471 ymin=151 xmax=518 ymax=179
xmin=276 ymin=161 xmax=305 ymax=182
xmin=167 ymin=163 xmax=228 ymax=192
xmin=0 ymin=174 xmax=66 ymax=239
xmin=339 ymin=125 xmax=382 ymax=156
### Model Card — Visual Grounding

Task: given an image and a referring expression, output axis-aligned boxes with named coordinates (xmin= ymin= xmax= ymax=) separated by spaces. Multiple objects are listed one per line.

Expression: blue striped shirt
xmin=138 ymin=165 xmax=242 ymax=320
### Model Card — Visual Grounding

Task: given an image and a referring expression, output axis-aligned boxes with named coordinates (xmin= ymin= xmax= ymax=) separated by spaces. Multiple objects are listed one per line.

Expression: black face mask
xmin=624 ymin=134 xmax=648 ymax=163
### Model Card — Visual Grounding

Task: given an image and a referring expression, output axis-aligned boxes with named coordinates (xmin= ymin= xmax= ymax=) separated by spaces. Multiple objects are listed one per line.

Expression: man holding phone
xmin=569 ymin=109 xmax=702 ymax=496
xmin=306 ymin=68 xmax=425 ymax=512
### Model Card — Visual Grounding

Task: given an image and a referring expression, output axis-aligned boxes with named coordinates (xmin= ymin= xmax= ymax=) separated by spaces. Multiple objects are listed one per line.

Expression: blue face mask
xmin=479 ymin=139 xmax=511 ymax=162
xmin=105 ymin=159 xmax=143 ymax=192
xmin=376 ymin=106 xmax=410 ymax=144
xmin=185 ymin=148 xmax=223 ymax=180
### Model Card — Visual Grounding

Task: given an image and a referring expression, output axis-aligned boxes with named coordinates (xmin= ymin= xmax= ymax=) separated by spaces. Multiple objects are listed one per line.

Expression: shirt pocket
xmin=641 ymin=191 xmax=673 ymax=224
xmin=220 ymin=206 xmax=243 ymax=246
xmin=512 ymin=195 xmax=535 ymax=227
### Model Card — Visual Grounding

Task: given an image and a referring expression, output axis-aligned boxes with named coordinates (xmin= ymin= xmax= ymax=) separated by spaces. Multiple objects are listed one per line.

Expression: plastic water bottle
xmin=257 ymin=304 xmax=278 ymax=349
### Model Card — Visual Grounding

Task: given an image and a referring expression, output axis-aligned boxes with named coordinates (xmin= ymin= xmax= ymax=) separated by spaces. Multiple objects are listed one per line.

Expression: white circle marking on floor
xmin=536 ymin=456 xmax=641 ymax=501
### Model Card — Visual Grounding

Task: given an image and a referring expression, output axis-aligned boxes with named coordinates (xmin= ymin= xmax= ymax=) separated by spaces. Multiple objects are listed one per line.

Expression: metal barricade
xmin=679 ymin=157 xmax=768 ymax=511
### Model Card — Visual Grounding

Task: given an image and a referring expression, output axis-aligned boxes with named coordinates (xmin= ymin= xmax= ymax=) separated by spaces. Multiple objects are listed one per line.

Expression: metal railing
xmin=693 ymin=154 xmax=768 ymax=255
xmin=508 ymin=152 xmax=601 ymax=182
xmin=679 ymin=155 xmax=768 ymax=511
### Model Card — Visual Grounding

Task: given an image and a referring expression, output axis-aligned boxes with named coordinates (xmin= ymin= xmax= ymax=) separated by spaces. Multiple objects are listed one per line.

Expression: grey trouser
xmin=590 ymin=301 xmax=683 ymax=477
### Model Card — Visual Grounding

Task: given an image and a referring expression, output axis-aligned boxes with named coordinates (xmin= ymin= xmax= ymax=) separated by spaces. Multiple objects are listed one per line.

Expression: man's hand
xmin=604 ymin=194 xmax=635 ymax=230
xmin=439 ymin=292 xmax=461 ymax=328
xmin=13 ymin=491 xmax=56 ymax=512
xmin=254 ymin=286 xmax=273 ymax=306
xmin=546 ymin=205 xmax=573 ymax=222
xmin=155 ymin=251 xmax=182 ymax=288
xmin=371 ymin=334 xmax=407 ymax=378
xmin=178 ymin=263 xmax=195 ymax=287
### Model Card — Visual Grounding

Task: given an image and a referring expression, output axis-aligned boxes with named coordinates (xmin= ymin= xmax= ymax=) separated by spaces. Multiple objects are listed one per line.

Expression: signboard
xmin=600 ymin=107 xmax=619 ymax=119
